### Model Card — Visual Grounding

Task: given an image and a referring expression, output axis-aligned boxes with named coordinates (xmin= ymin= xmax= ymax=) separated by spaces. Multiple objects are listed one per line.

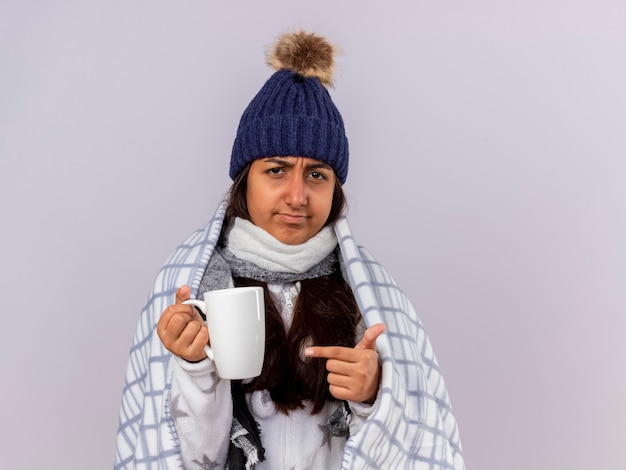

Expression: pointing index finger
xmin=304 ymin=345 xmax=357 ymax=360
xmin=304 ymin=324 xmax=387 ymax=359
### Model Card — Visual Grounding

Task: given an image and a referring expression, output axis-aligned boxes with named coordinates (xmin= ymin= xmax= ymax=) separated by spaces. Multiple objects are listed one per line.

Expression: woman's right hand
xmin=157 ymin=285 xmax=210 ymax=362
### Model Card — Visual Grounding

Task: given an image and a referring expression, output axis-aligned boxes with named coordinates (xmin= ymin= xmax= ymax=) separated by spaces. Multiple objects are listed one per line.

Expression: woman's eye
xmin=267 ymin=167 xmax=284 ymax=175
xmin=309 ymin=171 xmax=326 ymax=180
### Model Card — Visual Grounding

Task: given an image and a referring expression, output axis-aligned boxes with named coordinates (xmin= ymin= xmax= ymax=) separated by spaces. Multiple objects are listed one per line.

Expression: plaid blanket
xmin=114 ymin=201 xmax=465 ymax=469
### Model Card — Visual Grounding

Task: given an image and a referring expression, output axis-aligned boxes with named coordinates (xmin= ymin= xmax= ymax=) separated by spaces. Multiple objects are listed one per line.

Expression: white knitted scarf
xmin=225 ymin=218 xmax=338 ymax=274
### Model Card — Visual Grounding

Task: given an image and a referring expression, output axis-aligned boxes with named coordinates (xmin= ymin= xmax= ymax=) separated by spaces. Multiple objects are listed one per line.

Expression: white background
xmin=2 ymin=1 xmax=625 ymax=469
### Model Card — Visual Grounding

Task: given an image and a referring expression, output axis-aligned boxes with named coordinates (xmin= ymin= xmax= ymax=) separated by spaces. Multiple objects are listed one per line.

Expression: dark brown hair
xmin=235 ymin=274 xmax=360 ymax=414
xmin=224 ymin=163 xmax=359 ymax=414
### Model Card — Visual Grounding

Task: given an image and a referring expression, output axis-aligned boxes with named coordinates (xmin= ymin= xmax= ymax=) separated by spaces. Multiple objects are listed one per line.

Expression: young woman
xmin=115 ymin=31 xmax=464 ymax=470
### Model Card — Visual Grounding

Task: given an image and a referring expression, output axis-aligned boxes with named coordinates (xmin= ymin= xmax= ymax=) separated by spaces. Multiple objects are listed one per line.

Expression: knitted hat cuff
xmin=230 ymin=115 xmax=349 ymax=184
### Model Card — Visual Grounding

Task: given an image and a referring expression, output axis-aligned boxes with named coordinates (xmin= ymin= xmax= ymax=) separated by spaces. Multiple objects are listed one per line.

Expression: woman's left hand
xmin=305 ymin=323 xmax=386 ymax=404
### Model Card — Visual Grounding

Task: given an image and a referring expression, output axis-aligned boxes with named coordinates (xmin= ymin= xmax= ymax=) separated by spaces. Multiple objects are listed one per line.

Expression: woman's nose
xmin=284 ymin=176 xmax=306 ymax=208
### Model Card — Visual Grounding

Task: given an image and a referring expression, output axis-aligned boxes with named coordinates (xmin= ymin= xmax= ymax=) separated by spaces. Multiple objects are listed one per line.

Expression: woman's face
xmin=246 ymin=156 xmax=336 ymax=245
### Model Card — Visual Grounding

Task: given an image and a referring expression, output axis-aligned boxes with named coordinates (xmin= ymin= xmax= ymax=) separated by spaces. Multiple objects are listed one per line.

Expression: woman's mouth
xmin=278 ymin=213 xmax=308 ymax=224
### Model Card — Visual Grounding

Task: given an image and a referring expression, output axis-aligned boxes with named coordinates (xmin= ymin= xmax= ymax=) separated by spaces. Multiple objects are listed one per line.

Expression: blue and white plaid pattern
xmin=114 ymin=202 xmax=464 ymax=469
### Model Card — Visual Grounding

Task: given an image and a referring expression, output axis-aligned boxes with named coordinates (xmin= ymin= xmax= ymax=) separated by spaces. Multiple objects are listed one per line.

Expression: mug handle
xmin=182 ymin=299 xmax=215 ymax=360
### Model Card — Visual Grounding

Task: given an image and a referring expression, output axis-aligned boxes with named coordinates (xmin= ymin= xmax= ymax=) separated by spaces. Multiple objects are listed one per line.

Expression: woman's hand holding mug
xmin=157 ymin=285 xmax=210 ymax=363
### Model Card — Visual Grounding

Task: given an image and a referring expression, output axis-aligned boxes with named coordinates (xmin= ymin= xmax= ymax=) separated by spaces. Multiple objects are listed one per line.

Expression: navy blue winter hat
xmin=230 ymin=31 xmax=349 ymax=184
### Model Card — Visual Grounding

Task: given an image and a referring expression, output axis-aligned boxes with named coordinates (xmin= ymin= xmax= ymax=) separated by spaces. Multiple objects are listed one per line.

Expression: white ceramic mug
xmin=183 ymin=286 xmax=265 ymax=379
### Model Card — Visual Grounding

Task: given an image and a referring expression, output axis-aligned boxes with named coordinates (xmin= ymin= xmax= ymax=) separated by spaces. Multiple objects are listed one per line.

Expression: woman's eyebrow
xmin=261 ymin=158 xmax=332 ymax=171
xmin=262 ymin=157 xmax=292 ymax=166
xmin=305 ymin=162 xmax=333 ymax=170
